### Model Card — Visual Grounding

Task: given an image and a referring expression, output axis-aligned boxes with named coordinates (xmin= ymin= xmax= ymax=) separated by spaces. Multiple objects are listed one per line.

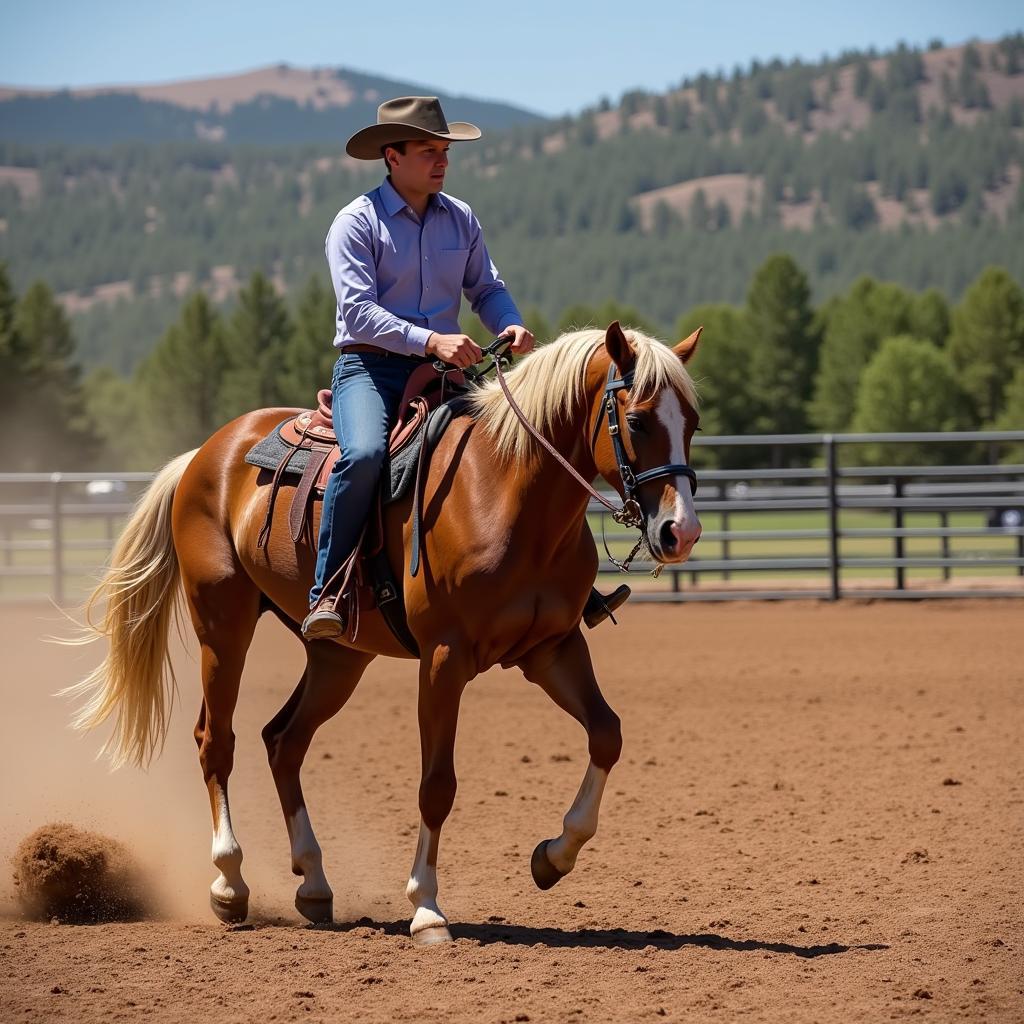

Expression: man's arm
xmin=327 ymin=212 xmax=433 ymax=356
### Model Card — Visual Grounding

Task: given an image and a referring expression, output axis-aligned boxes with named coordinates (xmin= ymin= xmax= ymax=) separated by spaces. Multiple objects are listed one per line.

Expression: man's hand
xmin=501 ymin=325 xmax=535 ymax=355
xmin=426 ymin=333 xmax=483 ymax=368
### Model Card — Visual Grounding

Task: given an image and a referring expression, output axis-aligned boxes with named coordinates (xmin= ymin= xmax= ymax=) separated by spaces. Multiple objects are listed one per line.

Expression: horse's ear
xmin=604 ymin=321 xmax=635 ymax=374
xmin=674 ymin=326 xmax=702 ymax=364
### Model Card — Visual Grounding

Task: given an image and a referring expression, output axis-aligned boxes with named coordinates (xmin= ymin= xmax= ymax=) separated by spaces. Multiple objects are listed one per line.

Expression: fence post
xmin=940 ymin=511 xmax=950 ymax=582
xmin=721 ymin=508 xmax=731 ymax=582
xmin=825 ymin=435 xmax=840 ymax=601
xmin=50 ymin=472 xmax=64 ymax=606
xmin=893 ymin=476 xmax=905 ymax=591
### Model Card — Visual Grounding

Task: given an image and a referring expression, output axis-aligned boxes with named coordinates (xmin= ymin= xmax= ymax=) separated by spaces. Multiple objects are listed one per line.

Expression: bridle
xmin=479 ymin=338 xmax=699 ymax=573
xmin=589 ymin=362 xmax=698 ymax=529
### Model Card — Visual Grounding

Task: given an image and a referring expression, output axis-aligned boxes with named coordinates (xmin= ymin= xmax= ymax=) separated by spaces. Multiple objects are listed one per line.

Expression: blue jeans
xmin=309 ymin=351 xmax=423 ymax=607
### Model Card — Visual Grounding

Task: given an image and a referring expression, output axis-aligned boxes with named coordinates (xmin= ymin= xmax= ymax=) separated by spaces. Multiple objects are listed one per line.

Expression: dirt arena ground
xmin=1 ymin=599 xmax=1021 ymax=1023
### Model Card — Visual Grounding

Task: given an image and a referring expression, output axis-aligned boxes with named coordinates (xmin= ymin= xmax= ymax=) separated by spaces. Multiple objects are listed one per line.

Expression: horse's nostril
xmin=659 ymin=520 xmax=678 ymax=551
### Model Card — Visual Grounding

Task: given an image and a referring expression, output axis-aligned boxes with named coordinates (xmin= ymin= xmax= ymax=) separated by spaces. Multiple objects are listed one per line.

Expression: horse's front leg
xmin=518 ymin=627 xmax=622 ymax=889
xmin=406 ymin=641 xmax=472 ymax=944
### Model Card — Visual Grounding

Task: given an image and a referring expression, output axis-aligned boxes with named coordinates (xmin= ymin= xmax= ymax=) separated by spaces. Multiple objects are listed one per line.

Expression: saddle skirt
xmin=244 ymin=361 xmax=468 ymax=545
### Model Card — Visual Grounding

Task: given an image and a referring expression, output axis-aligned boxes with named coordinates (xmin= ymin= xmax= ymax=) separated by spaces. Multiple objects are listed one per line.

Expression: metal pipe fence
xmin=594 ymin=429 xmax=1024 ymax=602
xmin=1 ymin=431 xmax=1023 ymax=605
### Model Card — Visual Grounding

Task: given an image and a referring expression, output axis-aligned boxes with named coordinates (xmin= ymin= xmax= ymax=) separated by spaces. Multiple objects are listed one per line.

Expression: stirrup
xmin=583 ymin=584 xmax=631 ymax=629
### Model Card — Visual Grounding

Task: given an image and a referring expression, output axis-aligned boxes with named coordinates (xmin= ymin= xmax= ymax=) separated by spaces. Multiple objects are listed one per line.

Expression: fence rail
xmin=2 ymin=430 xmax=1023 ymax=605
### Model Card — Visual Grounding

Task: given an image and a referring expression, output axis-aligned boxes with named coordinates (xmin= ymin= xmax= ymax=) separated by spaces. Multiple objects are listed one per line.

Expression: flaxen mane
xmin=469 ymin=328 xmax=698 ymax=461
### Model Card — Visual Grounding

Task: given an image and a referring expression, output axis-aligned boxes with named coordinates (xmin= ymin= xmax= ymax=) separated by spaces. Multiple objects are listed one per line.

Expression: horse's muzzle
xmin=652 ymin=515 xmax=702 ymax=563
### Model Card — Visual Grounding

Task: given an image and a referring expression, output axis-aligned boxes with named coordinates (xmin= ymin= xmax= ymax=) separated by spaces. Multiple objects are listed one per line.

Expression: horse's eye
xmin=626 ymin=414 xmax=645 ymax=433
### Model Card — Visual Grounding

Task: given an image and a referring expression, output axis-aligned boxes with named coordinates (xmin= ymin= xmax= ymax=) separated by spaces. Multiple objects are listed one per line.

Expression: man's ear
xmin=604 ymin=321 xmax=635 ymax=374
xmin=673 ymin=327 xmax=702 ymax=364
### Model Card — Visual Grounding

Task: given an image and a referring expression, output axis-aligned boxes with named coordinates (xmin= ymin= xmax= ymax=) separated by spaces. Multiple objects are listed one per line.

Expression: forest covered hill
xmin=0 ymin=64 xmax=545 ymax=144
xmin=0 ymin=34 xmax=1022 ymax=373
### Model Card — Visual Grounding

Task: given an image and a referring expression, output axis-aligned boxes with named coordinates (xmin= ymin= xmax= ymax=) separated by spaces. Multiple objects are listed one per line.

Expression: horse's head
xmin=590 ymin=321 xmax=702 ymax=563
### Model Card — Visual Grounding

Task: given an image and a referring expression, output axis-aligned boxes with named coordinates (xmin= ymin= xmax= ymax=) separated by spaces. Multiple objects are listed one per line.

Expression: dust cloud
xmin=0 ymin=604 xmax=329 ymax=924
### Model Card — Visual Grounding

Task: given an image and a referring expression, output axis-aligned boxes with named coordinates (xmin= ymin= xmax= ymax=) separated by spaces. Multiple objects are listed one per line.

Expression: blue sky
xmin=1 ymin=0 xmax=1022 ymax=116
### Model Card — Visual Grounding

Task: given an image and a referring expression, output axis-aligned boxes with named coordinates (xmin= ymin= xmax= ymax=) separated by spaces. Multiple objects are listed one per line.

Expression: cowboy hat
xmin=345 ymin=96 xmax=482 ymax=160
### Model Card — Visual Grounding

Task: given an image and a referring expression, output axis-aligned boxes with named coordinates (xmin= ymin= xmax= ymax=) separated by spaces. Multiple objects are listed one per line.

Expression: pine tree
xmin=0 ymin=263 xmax=18 ymax=423
xmin=742 ymin=254 xmax=817 ymax=438
xmin=136 ymin=292 xmax=228 ymax=457
xmin=281 ymin=274 xmax=337 ymax=407
xmin=948 ymin=266 xmax=1024 ymax=424
xmin=689 ymin=188 xmax=710 ymax=230
xmin=7 ymin=280 xmax=96 ymax=469
xmin=909 ymin=288 xmax=950 ymax=345
xmin=675 ymin=303 xmax=750 ymax=452
xmin=993 ymin=365 xmax=1024 ymax=462
xmin=809 ymin=277 xmax=915 ymax=431
xmin=219 ymin=271 xmax=293 ymax=421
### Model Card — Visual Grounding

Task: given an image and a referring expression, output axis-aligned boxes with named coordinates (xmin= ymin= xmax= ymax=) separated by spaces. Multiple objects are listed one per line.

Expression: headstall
xmin=485 ymin=339 xmax=699 ymax=574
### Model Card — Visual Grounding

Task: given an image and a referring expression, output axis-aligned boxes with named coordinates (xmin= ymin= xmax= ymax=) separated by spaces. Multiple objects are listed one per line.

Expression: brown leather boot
xmin=583 ymin=584 xmax=631 ymax=629
xmin=301 ymin=596 xmax=346 ymax=641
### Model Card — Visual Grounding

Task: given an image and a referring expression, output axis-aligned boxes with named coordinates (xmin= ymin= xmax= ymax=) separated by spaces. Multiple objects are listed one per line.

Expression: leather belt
xmin=341 ymin=343 xmax=428 ymax=360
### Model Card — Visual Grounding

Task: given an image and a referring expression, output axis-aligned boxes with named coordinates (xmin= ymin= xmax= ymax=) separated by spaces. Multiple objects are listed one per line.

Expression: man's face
xmin=388 ymin=140 xmax=450 ymax=195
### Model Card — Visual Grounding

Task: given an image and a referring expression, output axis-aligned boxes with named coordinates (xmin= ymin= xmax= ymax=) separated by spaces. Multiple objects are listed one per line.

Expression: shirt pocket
xmin=436 ymin=248 xmax=470 ymax=294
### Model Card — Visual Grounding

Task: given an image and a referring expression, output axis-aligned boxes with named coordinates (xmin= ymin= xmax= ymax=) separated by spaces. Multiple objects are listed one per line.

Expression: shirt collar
xmin=379 ymin=177 xmax=407 ymax=217
xmin=379 ymin=177 xmax=449 ymax=217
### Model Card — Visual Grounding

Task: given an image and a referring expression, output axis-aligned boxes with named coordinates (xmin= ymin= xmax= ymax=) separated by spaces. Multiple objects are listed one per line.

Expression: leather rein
xmin=482 ymin=339 xmax=698 ymax=573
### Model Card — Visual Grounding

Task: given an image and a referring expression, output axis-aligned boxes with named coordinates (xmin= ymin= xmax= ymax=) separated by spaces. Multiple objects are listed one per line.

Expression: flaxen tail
xmin=61 ymin=449 xmax=198 ymax=768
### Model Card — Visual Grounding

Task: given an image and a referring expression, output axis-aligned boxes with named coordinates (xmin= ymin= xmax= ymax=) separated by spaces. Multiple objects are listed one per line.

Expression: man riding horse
xmin=302 ymin=96 xmax=628 ymax=639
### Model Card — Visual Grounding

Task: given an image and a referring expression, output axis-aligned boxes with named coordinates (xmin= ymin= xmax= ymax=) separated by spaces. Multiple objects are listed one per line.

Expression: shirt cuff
xmin=405 ymin=324 xmax=433 ymax=357
xmin=497 ymin=310 xmax=523 ymax=334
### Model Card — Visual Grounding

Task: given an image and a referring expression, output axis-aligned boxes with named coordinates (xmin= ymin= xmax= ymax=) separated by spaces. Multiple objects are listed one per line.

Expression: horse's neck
xmin=471 ymin=398 xmax=598 ymax=546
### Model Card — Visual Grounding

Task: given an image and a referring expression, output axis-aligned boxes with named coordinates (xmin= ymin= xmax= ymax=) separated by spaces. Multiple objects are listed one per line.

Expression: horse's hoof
xmin=295 ymin=894 xmax=334 ymax=924
xmin=412 ymin=925 xmax=453 ymax=945
xmin=531 ymin=839 xmax=568 ymax=891
xmin=210 ymin=892 xmax=249 ymax=924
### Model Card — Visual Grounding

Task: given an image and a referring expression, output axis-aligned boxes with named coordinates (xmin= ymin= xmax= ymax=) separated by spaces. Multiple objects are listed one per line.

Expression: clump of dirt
xmin=12 ymin=823 xmax=149 ymax=923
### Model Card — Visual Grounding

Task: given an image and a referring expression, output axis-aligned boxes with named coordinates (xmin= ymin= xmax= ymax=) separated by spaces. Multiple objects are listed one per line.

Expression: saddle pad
xmin=244 ymin=399 xmax=467 ymax=506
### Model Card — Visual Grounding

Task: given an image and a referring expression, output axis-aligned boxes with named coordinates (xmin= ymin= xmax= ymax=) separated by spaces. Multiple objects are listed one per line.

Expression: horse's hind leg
xmin=186 ymin=573 xmax=261 ymax=923
xmin=263 ymin=641 xmax=374 ymax=924
xmin=518 ymin=628 xmax=622 ymax=890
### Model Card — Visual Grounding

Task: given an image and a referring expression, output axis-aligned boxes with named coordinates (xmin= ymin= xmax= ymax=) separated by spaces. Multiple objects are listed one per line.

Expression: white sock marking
xmin=406 ymin=823 xmax=448 ymax=935
xmin=288 ymin=807 xmax=332 ymax=901
xmin=210 ymin=782 xmax=248 ymax=903
xmin=547 ymin=762 xmax=608 ymax=873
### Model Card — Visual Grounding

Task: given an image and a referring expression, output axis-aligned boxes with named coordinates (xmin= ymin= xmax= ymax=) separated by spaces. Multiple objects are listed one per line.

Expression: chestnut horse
xmin=67 ymin=321 xmax=702 ymax=943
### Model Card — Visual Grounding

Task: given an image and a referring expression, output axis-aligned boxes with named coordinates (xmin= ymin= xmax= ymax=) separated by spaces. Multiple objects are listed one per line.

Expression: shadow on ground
xmin=295 ymin=917 xmax=889 ymax=958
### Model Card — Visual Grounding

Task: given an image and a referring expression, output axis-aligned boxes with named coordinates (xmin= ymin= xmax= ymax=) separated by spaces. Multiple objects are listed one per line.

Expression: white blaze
xmin=654 ymin=390 xmax=697 ymax=528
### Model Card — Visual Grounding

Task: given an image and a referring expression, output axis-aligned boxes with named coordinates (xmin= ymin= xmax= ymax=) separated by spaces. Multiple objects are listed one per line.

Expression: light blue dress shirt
xmin=325 ymin=177 xmax=523 ymax=356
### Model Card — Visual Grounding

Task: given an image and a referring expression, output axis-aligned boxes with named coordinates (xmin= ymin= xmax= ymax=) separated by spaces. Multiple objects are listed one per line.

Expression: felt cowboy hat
xmin=345 ymin=96 xmax=482 ymax=160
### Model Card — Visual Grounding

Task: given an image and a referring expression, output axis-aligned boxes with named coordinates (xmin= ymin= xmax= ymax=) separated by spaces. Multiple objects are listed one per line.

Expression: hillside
xmin=0 ymin=64 xmax=545 ymax=144
xmin=0 ymin=35 xmax=1022 ymax=371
